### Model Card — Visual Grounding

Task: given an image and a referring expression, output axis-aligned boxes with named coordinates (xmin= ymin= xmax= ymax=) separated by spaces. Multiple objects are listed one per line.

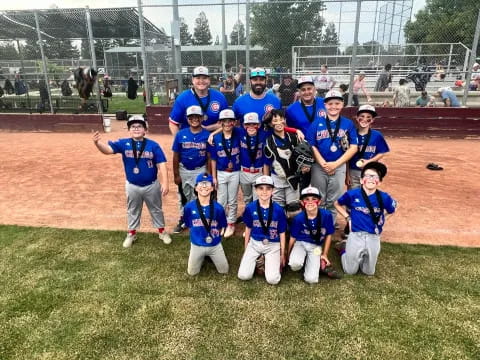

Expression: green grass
xmin=106 ymin=95 xmax=146 ymax=115
xmin=1 ymin=225 xmax=479 ymax=360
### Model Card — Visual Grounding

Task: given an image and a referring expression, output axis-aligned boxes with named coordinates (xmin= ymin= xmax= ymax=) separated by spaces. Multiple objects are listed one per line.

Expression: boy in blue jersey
xmin=92 ymin=116 xmax=171 ymax=248
xmin=334 ymin=162 xmax=397 ymax=275
xmin=169 ymin=66 xmax=228 ymax=136
xmin=232 ymin=67 xmax=281 ymax=125
xmin=238 ymin=175 xmax=288 ymax=285
xmin=172 ymin=105 xmax=211 ymax=228
xmin=288 ymin=186 xmax=336 ymax=283
xmin=306 ymin=90 xmax=358 ymax=221
xmin=239 ymin=112 xmax=267 ymax=205
xmin=184 ymin=173 xmax=229 ymax=276
xmin=348 ymin=105 xmax=390 ymax=189
xmin=209 ymin=109 xmax=241 ymax=238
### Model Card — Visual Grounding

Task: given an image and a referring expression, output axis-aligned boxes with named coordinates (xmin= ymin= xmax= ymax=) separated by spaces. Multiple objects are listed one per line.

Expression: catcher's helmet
xmin=293 ymin=141 xmax=314 ymax=169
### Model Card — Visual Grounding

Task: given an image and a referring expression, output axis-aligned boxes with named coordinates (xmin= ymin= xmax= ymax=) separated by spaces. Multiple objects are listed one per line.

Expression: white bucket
xmin=103 ymin=117 xmax=111 ymax=133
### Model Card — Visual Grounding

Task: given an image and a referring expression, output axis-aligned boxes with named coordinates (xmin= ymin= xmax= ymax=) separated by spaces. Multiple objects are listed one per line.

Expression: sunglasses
xmin=197 ymin=181 xmax=212 ymax=187
xmin=363 ymin=174 xmax=379 ymax=180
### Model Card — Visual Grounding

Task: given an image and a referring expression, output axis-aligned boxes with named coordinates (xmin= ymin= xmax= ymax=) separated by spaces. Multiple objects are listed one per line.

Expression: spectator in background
xmin=127 ymin=76 xmax=138 ymax=100
xmin=436 ymin=87 xmax=460 ymax=107
xmin=374 ymin=64 xmax=392 ymax=92
xmin=470 ymin=75 xmax=480 ymax=91
xmin=278 ymin=74 xmax=297 ymax=106
xmin=352 ymin=71 xmax=372 ymax=106
xmin=393 ymin=79 xmax=410 ymax=107
xmin=339 ymin=84 xmax=349 ymax=106
xmin=314 ymin=64 xmax=336 ymax=98
xmin=471 ymin=62 xmax=480 ymax=80
xmin=415 ymin=91 xmax=435 ymax=107
xmin=220 ymin=74 xmax=237 ymax=106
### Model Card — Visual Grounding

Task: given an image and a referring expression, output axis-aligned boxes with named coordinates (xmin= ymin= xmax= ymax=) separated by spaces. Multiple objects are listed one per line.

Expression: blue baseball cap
xmin=195 ymin=173 xmax=214 ymax=185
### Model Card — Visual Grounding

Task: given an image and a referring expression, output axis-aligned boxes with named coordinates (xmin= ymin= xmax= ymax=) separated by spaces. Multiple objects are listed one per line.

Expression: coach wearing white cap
xmin=169 ymin=66 xmax=228 ymax=136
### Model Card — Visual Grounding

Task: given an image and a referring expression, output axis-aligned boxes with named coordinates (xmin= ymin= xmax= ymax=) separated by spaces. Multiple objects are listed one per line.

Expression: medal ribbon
xmin=303 ymin=210 xmax=322 ymax=244
xmin=256 ymin=199 xmax=273 ymax=238
xmin=195 ymin=198 xmax=215 ymax=238
xmin=192 ymin=88 xmax=211 ymax=114
xmin=247 ymin=134 xmax=259 ymax=167
xmin=300 ymin=98 xmax=317 ymax=123
xmin=132 ymin=139 xmax=147 ymax=168
xmin=221 ymin=133 xmax=234 ymax=164
xmin=357 ymin=129 xmax=372 ymax=161
xmin=325 ymin=116 xmax=341 ymax=147
xmin=360 ymin=188 xmax=385 ymax=230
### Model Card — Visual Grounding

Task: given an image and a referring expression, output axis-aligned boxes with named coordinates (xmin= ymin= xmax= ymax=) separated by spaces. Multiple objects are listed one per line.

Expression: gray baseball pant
xmin=271 ymin=173 xmax=299 ymax=207
xmin=238 ymin=238 xmax=281 ymax=285
xmin=240 ymin=169 xmax=262 ymax=205
xmin=310 ymin=162 xmax=347 ymax=222
xmin=126 ymin=181 xmax=165 ymax=230
xmin=341 ymin=231 xmax=381 ymax=276
xmin=348 ymin=168 xmax=361 ymax=189
xmin=217 ymin=170 xmax=240 ymax=224
xmin=289 ymin=241 xmax=322 ymax=284
xmin=178 ymin=165 xmax=206 ymax=216
xmin=187 ymin=243 xmax=229 ymax=276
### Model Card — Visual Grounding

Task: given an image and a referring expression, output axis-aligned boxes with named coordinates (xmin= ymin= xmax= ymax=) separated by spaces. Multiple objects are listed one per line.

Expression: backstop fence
xmin=0 ymin=0 xmax=479 ymax=113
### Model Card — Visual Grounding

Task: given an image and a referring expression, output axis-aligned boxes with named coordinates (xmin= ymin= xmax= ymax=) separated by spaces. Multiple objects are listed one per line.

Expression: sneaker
xmin=159 ymin=232 xmax=172 ymax=245
xmin=173 ymin=219 xmax=185 ymax=234
xmin=123 ymin=233 xmax=137 ymax=248
xmin=224 ymin=224 xmax=235 ymax=238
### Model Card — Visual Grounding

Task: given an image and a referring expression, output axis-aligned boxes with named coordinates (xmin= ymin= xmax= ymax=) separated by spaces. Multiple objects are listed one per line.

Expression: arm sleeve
xmin=323 ymin=210 xmax=335 ymax=235
xmin=108 ymin=140 xmax=123 ymax=154
xmin=171 ymin=133 xmax=181 ymax=152
xmin=217 ymin=203 xmax=228 ymax=229
xmin=337 ymin=191 xmax=350 ymax=207
xmin=384 ymin=193 xmax=397 ymax=214
xmin=169 ymin=93 xmax=185 ymax=124
xmin=243 ymin=206 xmax=253 ymax=228
xmin=153 ymin=143 xmax=167 ymax=164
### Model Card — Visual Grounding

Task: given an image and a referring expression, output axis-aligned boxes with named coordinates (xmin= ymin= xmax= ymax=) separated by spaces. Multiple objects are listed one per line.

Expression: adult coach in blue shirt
xmin=169 ymin=66 xmax=228 ymax=136
xmin=232 ymin=67 xmax=281 ymax=124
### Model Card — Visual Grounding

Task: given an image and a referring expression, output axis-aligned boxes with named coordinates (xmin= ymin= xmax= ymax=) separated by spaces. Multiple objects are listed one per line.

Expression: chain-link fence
xmin=0 ymin=0 xmax=479 ymax=112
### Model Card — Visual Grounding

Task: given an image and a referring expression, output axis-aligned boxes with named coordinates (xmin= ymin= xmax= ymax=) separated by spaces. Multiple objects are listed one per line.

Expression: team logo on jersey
xmin=210 ymin=101 xmax=220 ymax=112
xmin=318 ymin=110 xmax=326 ymax=118
xmin=264 ymin=104 xmax=274 ymax=114
xmin=354 ymin=198 xmax=360 ymax=203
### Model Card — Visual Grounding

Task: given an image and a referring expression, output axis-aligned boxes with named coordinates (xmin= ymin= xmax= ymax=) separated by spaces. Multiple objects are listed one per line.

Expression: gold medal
xmin=356 ymin=160 xmax=364 ymax=168
xmin=262 ymin=239 xmax=269 ymax=245
xmin=133 ymin=167 xmax=140 ymax=174
xmin=250 ymin=166 xmax=255 ymax=172
xmin=205 ymin=236 xmax=213 ymax=244
xmin=330 ymin=144 xmax=337 ymax=152
xmin=227 ymin=161 xmax=233 ymax=169
xmin=313 ymin=246 xmax=322 ymax=256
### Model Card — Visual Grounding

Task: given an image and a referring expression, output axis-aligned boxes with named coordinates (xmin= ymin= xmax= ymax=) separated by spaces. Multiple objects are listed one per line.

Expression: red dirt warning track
xmin=0 ymin=126 xmax=478 ymax=247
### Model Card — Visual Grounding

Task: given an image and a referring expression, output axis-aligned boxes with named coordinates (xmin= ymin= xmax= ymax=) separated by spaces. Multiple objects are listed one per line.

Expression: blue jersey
xmin=243 ymin=200 xmax=287 ymax=242
xmin=169 ymin=88 xmax=228 ymax=129
xmin=349 ymin=129 xmax=390 ymax=171
xmin=286 ymin=97 xmax=326 ymax=134
xmin=238 ymin=127 xmax=267 ymax=169
xmin=183 ymin=200 xmax=227 ymax=247
xmin=232 ymin=92 xmax=281 ymax=124
xmin=306 ymin=116 xmax=358 ymax=162
xmin=440 ymin=89 xmax=460 ymax=107
xmin=208 ymin=128 xmax=241 ymax=171
xmin=290 ymin=209 xmax=335 ymax=245
xmin=172 ymin=128 xmax=210 ymax=170
xmin=109 ymin=138 xmax=167 ymax=186
xmin=337 ymin=188 xmax=397 ymax=234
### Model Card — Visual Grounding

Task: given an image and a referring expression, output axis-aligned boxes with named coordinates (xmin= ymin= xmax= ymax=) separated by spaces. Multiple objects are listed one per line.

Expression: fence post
xmin=34 ymin=11 xmax=54 ymax=114
xmin=16 ymin=39 xmax=32 ymax=114
xmin=172 ymin=0 xmax=183 ymax=93
xmin=462 ymin=9 xmax=480 ymax=107
xmin=222 ymin=0 xmax=227 ymax=75
xmin=245 ymin=0 xmax=251 ymax=92
xmin=137 ymin=0 xmax=151 ymax=106
xmin=347 ymin=0 xmax=362 ymax=106
xmin=85 ymin=7 xmax=104 ymax=116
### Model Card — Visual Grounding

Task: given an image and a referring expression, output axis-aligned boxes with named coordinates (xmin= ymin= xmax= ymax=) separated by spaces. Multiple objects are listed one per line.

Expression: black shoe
xmin=173 ymin=219 xmax=185 ymax=234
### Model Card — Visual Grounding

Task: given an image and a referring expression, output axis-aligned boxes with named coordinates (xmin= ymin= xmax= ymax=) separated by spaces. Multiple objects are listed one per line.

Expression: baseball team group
xmin=92 ymin=66 xmax=397 ymax=285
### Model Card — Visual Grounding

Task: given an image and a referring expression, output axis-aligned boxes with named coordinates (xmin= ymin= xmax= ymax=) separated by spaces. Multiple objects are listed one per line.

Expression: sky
xmin=0 ymin=0 xmax=427 ymax=45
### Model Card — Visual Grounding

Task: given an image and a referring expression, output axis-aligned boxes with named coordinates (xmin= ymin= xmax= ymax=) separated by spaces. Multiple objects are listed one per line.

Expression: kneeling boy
xmin=238 ymin=175 xmax=287 ymax=285
xmin=334 ymin=162 xmax=397 ymax=276
xmin=183 ymin=173 xmax=229 ymax=276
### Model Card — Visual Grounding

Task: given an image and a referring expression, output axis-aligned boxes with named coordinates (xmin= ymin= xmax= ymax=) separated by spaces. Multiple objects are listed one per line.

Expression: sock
xmin=158 ymin=227 xmax=165 ymax=233
xmin=128 ymin=230 xmax=137 ymax=236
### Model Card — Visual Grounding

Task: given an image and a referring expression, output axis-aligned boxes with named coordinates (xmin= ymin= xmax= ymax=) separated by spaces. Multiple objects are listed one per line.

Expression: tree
xmin=45 ymin=39 xmax=79 ymax=59
xmin=230 ymin=20 xmax=245 ymax=45
xmin=251 ymin=0 xmax=325 ymax=67
xmin=214 ymin=35 xmax=220 ymax=45
xmin=193 ymin=12 xmax=212 ymax=45
xmin=180 ymin=17 xmax=193 ymax=45
xmin=405 ymin=0 xmax=479 ymax=47
xmin=0 ymin=42 xmax=19 ymax=60
xmin=321 ymin=22 xmax=339 ymax=55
